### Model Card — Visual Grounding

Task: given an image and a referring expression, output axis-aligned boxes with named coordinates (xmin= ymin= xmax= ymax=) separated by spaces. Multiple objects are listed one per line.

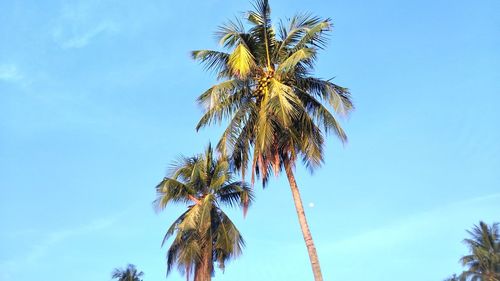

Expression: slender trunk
xmin=284 ymin=162 xmax=324 ymax=281
xmin=194 ymin=248 xmax=212 ymax=281
xmin=203 ymin=242 xmax=212 ymax=281
xmin=194 ymin=231 xmax=213 ymax=281
xmin=194 ymin=265 xmax=201 ymax=281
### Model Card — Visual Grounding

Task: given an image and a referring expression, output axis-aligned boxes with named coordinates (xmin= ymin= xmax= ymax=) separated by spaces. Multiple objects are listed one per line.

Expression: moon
xmin=308 ymin=202 xmax=315 ymax=208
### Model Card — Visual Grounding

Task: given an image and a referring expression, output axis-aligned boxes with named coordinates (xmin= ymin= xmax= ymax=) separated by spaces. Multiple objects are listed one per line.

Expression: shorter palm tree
xmin=111 ymin=264 xmax=144 ymax=281
xmin=154 ymin=144 xmax=253 ymax=281
xmin=459 ymin=221 xmax=500 ymax=281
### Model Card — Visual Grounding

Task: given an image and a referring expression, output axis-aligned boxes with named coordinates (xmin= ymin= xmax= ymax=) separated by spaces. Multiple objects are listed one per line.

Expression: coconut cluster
xmin=255 ymin=71 xmax=274 ymax=95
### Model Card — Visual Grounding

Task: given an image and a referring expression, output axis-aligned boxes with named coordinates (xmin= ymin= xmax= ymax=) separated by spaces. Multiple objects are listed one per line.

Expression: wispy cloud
xmin=328 ymin=192 xmax=500 ymax=253
xmin=0 ymin=213 xmax=122 ymax=280
xmin=53 ymin=20 xmax=118 ymax=49
xmin=26 ymin=216 xmax=119 ymax=263
xmin=310 ymin=193 xmax=500 ymax=280
xmin=51 ymin=1 xmax=119 ymax=49
xmin=0 ymin=64 xmax=23 ymax=82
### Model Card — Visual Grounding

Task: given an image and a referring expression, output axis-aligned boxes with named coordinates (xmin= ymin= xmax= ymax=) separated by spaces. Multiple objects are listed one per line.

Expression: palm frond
xmin=154 ymin=177 xmax=194 ymax=212
xmin=247 ymin=0 xmax=276 ymax=68
xmin=197 ymin=194 xmax=215 ymax=234
xmin=196 ymin=87 xmax=245 ymax=131
xmin=295 ymin=87 xmax=348 ymax=142
xmin=111 ymin=264 xmax=144 ymax=281
xmin=268 ymin=78 xmax=301 ymax=126
xmin=162 ymin=208 xmax=192 ymax=247
xmin=213 ymin=209 xmax=245 ymax=270
xmin=191 ymin=50 xmax=230 ymax=76
xmin=209 ymin=159 xmax=230 ymax=189
xmin=228 ymin=43 xmax=256 ymax=78
xmin=215 ymin=100 xmax=256 ymax=156
xmin=255 ymin=106 xmax=276 ymax=153
xmin=291 ymin=19 xmax=331 ymax=52
xmin=296 ymin=77 xmax=353 ymax=116
xmin=216 ymin=18 xmax=247 ymax=48
xmin=275 ymin=13 xmax=323 ymax=59
xmin=276 ymin=47 xmax=316 ymax=76
xmin=216 ymin=181 xmax=254 ymax=209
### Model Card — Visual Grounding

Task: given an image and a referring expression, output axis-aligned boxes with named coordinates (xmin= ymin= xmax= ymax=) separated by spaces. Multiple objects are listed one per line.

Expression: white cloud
xmin=0 ymin=213 xmax=122 ymax=279
xmin=27 ymin=216 xmax=118 ymax=262
xmin=53 ymin=20 xmax=118 ymax=49
xmin=51 ymin=1 xmax=119 ymax=49
xmin=328 ymin=192 xmax=500 ymax=253
xmin=315 ymin=193 xmax=500 ymax=281
xmin=0 ymin=64 xmax=22 ymax=82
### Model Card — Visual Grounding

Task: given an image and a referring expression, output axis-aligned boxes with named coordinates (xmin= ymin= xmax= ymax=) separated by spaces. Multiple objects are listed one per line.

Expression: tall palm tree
xmin=191 ymin=1 xmax=353 ymax=280
xmin=154 ymin=144 xmax=254 ymax=281
xmin=111 ymin=264 xmax=144 ymax=281
xmin=459 ymin=221 xmax=500 ymax=281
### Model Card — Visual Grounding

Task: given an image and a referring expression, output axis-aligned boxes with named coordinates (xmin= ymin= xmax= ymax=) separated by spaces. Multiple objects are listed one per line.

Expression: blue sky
xmin=1 ymin=0 xmax=499 ymax=280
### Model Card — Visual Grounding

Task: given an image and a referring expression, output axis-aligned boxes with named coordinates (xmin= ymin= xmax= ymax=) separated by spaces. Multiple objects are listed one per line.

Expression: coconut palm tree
xmin=154 ymin=144 xmax=254 ymax=281
xmin=191 ymin=1 xmax=353 ymax=280
xmin=459 ymin=221 xmax=500 ymax=281
xmin=111 ymin=264 xmax=144 ymax=281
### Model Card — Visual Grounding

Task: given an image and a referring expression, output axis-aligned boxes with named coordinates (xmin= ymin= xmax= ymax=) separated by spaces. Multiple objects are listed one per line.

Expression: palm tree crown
xmin=459 ymin=221 xmax=500 ymax=281
xmin=154 ymin=144 xmax=254 ymax=281
xmin=111 ymin=264 xmax=144 ymax=281
xmin=193 ymin=0 xmax=353 ymax=186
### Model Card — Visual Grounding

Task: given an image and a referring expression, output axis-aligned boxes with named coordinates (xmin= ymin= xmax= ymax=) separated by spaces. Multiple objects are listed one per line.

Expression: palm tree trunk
xmin=194 ymin=253 xmax=211 ymax=281
xmin=194 ymin=266 xmax=201 ymax=281
xmin=203 ymin=244 xmax=212 ymax=281
xmin=195 ymin=238 xmax=212 ymax=281
xmin=284 ymin=162 xmax=323 ymax=281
